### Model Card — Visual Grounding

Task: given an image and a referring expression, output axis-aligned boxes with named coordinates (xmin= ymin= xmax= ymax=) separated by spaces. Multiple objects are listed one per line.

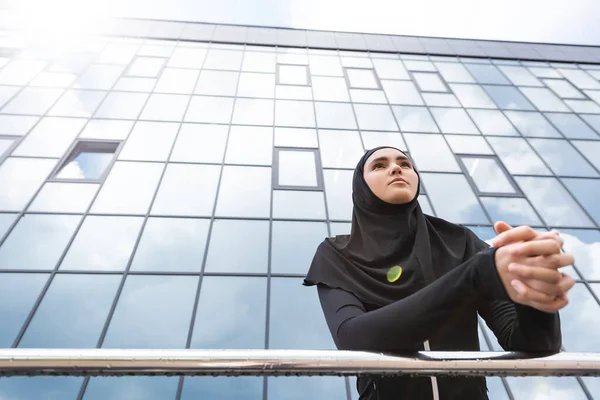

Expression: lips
xmin=390 ymin=178 xmax=408 ymax=185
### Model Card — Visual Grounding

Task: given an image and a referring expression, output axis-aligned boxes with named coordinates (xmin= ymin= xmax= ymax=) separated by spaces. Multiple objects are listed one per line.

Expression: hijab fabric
xmin=304 ymin=146 xmax=469 ymax=306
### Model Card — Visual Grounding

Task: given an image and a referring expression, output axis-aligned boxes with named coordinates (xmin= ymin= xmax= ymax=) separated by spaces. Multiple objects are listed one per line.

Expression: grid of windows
xmin=0 ymin=31 xmax=600 ymax=400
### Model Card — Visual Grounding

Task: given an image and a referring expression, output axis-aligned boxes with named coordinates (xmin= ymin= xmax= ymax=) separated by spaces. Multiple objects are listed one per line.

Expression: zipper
xmin=424 ymin=340 xmax=440 ymax=400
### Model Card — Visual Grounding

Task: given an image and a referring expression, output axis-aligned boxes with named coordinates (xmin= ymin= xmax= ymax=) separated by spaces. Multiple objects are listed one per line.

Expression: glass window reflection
xmin=504 ymin=111 xmax=562 ymax=137
xmin=191 ymin=277 xmax=266 ymax=349
xmin=272 ymin=191 xmax=327 ymax=220
xmin=238 ymin=72 xmax=276 ymax=97
xmin=182 ymin=377 xmax=262 ymax=400
xmin=312 ymin=76 xmax=350 ymax=102
xmin=0 ymin=158 xmax=58 ymax=212
xmin=170 ymin=123 xmax=229 ymax=163
xmin=557 ymin=284 xmax=600 ymax=352
xmin=0 ymin=273 xmax=48 ymax=347
xmin=361 ymin=131 xmax=406 ymax=151
xmin=195 ymin=70 xmax=239 ymax=96
xmin=139 ymin=93 xmax=188 ymax=121
xmin=560 ymin=229 xmax=600 ymax=280
xmin=353 ymin=104 xmax=398 ymax=131
xmin=572 ymin=141 xmax=600 ymax=172
xmin=480 ymin=197 xmax=542 ymax=226
xmin=430 ymin=107 xmax=479 ymax=134
xmin=204 ymin=219 xmax=269 ymax=273
xmin=528 ymin=138 xmax=598 ymax=177
xmin=520 ymin=87 xmax=570 ymax=112
xmin=271 ymin=221 xmax=328 ymax=274
xmin=215 ymin=166 xmax=271 ymax=218
xmin=561 ymin=178 xmax=600 ymax=226
xmin=465 ymin=63 xmax=510 ymax=84
xmin=515 ymin=176 xmax=595 ymax=227
xmin=392 ymin=106 xmax=439 ymax=132
xmin=13 ymin=117 xmax=86 ymax=158
xmin=94 ymin=92 xmax=149 ymax=119
xmin=268 ymin=377 xmax=347 ymax=400
xmin=2 ymin=87 xmax=64 ymax=115
xmin=130 ymin=217 xmax=209 ymax=273
xmin=154 ymin=68 xmax=198 ymax=94
xmin=372 ymin=58 xmax=410 ymax=80
xmin=232 ymin=98 xmax=274 ymax=126
xmin=449 ymin=83 xmax=497 ymax=109
xmin=83 ymin=377 xmax=178 ymax=400
xmin=102 ymin=275 xmax=197 ymax=349
xmin=466 ymin=109 xmax=518 ymax=136
xmin=0 ymin=214 xmax=81 ymax=271
xmin=314 ymin=102 xmax=357 ymax=130
xmin=404 ymin=134 xmax=460 ymax=172
xmin=0 ymin=377 xmax=84 ymax=400
xmin=48 ymin=90 xmax=107 ymax=118
xmin=506 ymin=377 xmax=587 ymax=400
xmin=434 ymin=62 xmax=475 ymax=83
xmin=323 ymin=170 xmax=353 ymax=221
xmin=119 ymin=121 xmax=178 ymax=161
xmin=460 ymin=157 xmax=517 ymax=193
xmin=185 ymin=96 xmax=234 ymax=124
xmin=225 ymin=126 xmax=273 ymax=165
xmin=277 ymin=150 xmax=318 ymax=187
xmin=446 ymin=135 xmax=493 ymax=154
xmin=543 ymin=79 xmax=585 ymax=99
xmin=545 ymin=113 xmax=599 ymax=139
xmin=483 ymin=85 xmax=535 ymax=110
xmin=20 ymin=274 xmax=120 ymax=348
xmin=275 ymin=100 xmax=315 ymax=128
xmin=274 ymin=127 xmax=318 ymax=148
xmin=381 ymin=80 xmax=424 ymax=105
xmin=498 ymin=66 xmax=542 ymax=86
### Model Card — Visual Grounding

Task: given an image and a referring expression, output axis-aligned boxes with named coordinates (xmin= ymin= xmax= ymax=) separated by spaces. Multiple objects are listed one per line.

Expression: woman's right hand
xmin=494 ymin=238 xmax=575 ymax=313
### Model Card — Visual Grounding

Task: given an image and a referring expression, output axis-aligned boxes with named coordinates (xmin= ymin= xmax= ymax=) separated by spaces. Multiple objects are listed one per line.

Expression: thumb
xmin=494 ymin=221 xmax=512 ymax=235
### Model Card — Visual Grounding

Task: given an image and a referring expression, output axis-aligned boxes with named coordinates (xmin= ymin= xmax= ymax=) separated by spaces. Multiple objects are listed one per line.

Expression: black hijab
xmin=304 ymin=146 xmax=470 ymax=306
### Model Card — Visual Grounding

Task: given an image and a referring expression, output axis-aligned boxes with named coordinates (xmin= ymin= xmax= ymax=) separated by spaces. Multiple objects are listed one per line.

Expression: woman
xmin=303 ymin=146 xmax=575 ymax=400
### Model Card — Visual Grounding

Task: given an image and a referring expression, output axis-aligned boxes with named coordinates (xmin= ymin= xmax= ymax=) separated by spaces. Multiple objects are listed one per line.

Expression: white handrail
xmin=1 ymin=349 xmax=599 ymax=377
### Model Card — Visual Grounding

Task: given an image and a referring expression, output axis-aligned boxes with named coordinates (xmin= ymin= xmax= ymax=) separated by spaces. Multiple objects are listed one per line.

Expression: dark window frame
xmin=541 ymin=77 xmax=590 ymax=101
xmin=272 ymin=147 xmax=324 ymax=191
xmin=49 ymin=139 xmax=123 ymax=183
xmin=343 ymin=66 xmax=382 ymax=90
xmin=276 ymin=63 xmax=312 ymax=87
xmin=456 ymin=153 xmax=524 ymax=197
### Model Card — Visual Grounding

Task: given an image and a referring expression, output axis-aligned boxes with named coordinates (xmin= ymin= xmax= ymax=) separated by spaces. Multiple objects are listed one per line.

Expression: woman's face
xmin=363 ymin=148 xmax=419 ymax=205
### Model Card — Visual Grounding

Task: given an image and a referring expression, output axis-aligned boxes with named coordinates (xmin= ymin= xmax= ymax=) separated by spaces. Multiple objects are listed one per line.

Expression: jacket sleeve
xmin=316 ymin=247 xmax=509 ymax=352
xmin=464 ymin=227 xmax=562 ymax=353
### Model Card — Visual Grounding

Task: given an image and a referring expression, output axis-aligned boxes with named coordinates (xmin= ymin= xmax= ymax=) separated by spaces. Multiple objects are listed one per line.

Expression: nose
xmin=390 ymin=163 xmax=401 ymax=175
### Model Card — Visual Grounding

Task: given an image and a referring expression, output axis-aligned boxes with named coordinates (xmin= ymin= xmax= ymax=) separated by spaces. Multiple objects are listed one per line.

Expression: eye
xmin=373 ymin=163 xmax=385 ymax=170
xmin=401 ymin=162 xmax=412 ymax=168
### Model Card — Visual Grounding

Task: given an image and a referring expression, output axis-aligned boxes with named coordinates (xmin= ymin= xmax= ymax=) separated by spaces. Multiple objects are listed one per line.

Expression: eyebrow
xmin=368 ymin=155 xmax=411 ymax=166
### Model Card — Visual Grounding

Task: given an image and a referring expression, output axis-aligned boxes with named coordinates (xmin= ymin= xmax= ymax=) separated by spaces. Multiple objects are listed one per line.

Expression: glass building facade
xmin=0 ymin=16 xmax=600 ymax=400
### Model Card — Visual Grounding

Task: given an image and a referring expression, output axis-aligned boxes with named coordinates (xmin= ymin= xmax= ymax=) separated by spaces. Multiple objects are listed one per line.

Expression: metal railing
xmin=1 ymin=349 xmax=599 ymax=377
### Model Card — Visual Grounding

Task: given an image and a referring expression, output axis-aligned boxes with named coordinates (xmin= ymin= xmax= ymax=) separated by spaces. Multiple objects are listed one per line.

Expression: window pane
xmin=318 ymin=130 xmax=363 ymax=168
xmin=119 ymin=121 xmax=178 ymax=161
xmin=19 ymin=274 xmax=120 ymax=348
xmin=274 ymin=127 xmax=318 ymax=148
xmin=0 ymin=59 xmax=46 ymax=85
xmin=0 ymin=273 xmax=48 ymax=347
xmin=185 ymin=96 xmax=234 ymax=123
xmin=194 ymin=70 xmax=238 ymax=96
xmin=346 ymin=68 xmax=378 ymax=89
xmin=392 ymin=106 xmax=439 ymax=132
xmin=372 ymin=58 xmax=409 ymax=79
xmin=312 ymin=76 xmax=350 ymax=102
xmin=0 ymin=214 xmax=81 ymax=271
xmin=139 ymin=93 xmax=189 ymax=122
xmin=465 ymin=63 xmax=510 ymax=84
xmin=543 ymin=79 xmax=585 ymax=99
xmin=130 ymin=217 xmax=209 ymax=272
xmin=519 ymin=87 xmax=570 ymax=112
xmin=403 ymin=60 xmax=436 ymax=72
xmin=381 ymin=80 xmax=423 ymax=105
xmin=0 ymin=377 xmax=83 ymax=400
xmin=275 ymin=99 xmax=315 ymax=128
xmin=271 ymin=221 xmax=327 ymax=274
xmin=450 ymin=83 xmax=497 ymax=108
xmin=91 ymin=162 xmax=163 ymax=215
xmin=418 ymin=195 xmax=434 ymax=215
xmin=154 ymin=68 xmax=198 ymax=94
xmin=182 ymin=377 xmax=262 ymax=400
xmin=269 ymin=277 xmax=335 ymax=349
xmin=558 ymin=68 xmax=600 ymax=90
xmin=278 ymin=65 xmax=308 ymax=85
xmin=168 ymin=47 xmax=207 ymax=68
xmin=79 ymin=119 xmax=133 ymax=141
xmin=60 ymin=216 xmax=143 ymax=271
xmin=404 ymin=134 xmax=460 ymax=172
xmin=528 ymin=139 xmax=598 ymax=177
xmin=191 ymin=277 xmax=266 ymax=348
xmin=278 ymin=150 xmax=318 ymax=186
xmin=329 ymin=222 xmax=351 ymax=236
xmin=268 ymin=377 xmax=347 ymax=400
xmin=528 ymin=67 xmax=561 ymax=78
xmin=2 ymin=87 xmax=64 ymax=115
xmin=170 ymin=123 xmax=228 ymax=163
xmin=272 ymin=191 xmax=326 ymax=220
xmin=95 ymin=92 xmax=149 ymax=119
xmin=323 ymin=169 xmax=353 ymax=221
xmin=480 ymin=197 xmax=542 ymax=226
xmin=565 ymin=99 xmax=600 ymax=113
xmin=353 ymin=103 xmax=398 ymax=131
xmin=314 ymin=102 xmax=357 ymax=129
xmin=236 ymin=72 xmax=275 ymax=99
xmin=562 ymin=178 xmax=600 ymax=226
xmin=215 ymin=166 xmax=271 ymax=218
xmin=445 ymin=135 xmax=493 ymax=154
xmin=460 ymin=157 xmax=516 ymax=193
xmin=243 ymin=52 xmax=276 ymax=73
xmin=152 ymin=164 xmax=220 ymax=216
xmin=504 ymin=111 xmax=561 ymax=137
xmin=361 ymin=131 xmax=405 ymax=150
xmin=128 ymin=56 xmax=165 ymax=77
xmin=232 ymin=98 xmax=274 ymax=125
xmin=434 ymin=62 xmax=475 ymax=83
xmin=114 ymin=77 xmax=156 ymax=92
xmin=0 ymin=213 xmax=17 ymax=238
xmin=0 ymin=115 xmax=38 ymax=136
xmin=556 ymin=284 xmax=600 ymax=352
xmin=430 ymin=107 xmax=479 ymax=134
xmin=507 ymin=377 xmax=586 ymax=400
xmin=419 ymin=173 xmax=489 ymax=224
xmin=205 ymin=219 xmax=269 ymax=273
xmin=516 ymin=176 xmax=595 ymax=227
xmin=466 ymin=109 xmax=518 ymax=136
xmin=412 ymin=72 xmax=447 ymax=92
xmin=498 ymin=66 xmax=542 ymax=86
xmin=57 ymin=147 xmax=114 ymax=181
xmin=560 ymin=229 xmax=600 ymax=280
xmin=545 ymin=113 xmax=599 ymax=139
xmin=48 ymin=90 xmax=107 ymax=118
xmin=75 ymin=64 xmax=124 ymax=90
xmin=582 ymin=114 xmax=600 ymax=133
xmin=83 ymin=377 xmax=178 ymax=400
xmin=276 ymin=84 xmax=312 ymax=100
xmin=309 ymin=55 xmax=344 ymax=77
xmin=204 ymin=49 xmax=243 ymax=70
xmin=487 ymin=137 xmax=552 ymax=175
xmin=29 ymin=182 xmax=98 ymax=213
xmin=13 ymin=117 xmax=86 ymax=158
xmin=483 ymin=85 xmax=535 ymax=110
xmin=225 ymin=126 xmax=273 ymax=165
xmin=0 ymin=158 xmax=58 ymax=212
xmin=422 ymin=93 xmax=461 ymax=107
xmin=102 ymin=275 xmax=197 ymax=348
xmin=572 ymin=141 xmax=600 ymax=173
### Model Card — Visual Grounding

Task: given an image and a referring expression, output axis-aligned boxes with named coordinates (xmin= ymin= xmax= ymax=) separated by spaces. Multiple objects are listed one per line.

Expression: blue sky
xmin=11 ymin=0 xmax=600 ymax=46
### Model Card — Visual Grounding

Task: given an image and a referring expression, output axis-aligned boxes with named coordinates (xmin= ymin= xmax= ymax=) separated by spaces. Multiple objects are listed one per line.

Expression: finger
xmin=494 ymin=221 xmax=512 ymax=235
xmin=521 ymin=253 xmax=575 ymax=270
xmin=511 ymin=239 xmax=563 ymax=257
xmin=558 ymin=274 xmax=576 ymax=293
xmin=509 ymin=263 xmax=563 ymax=283
xmin=528 ymin=295 xmax=569 ymax=314
xmin=510 ymin=279 xmax=557 ymax=304
xmin=521 ymin=278 xmax=564 ymax=296
xmin=491 ymin=225 xmax=537 ymax=247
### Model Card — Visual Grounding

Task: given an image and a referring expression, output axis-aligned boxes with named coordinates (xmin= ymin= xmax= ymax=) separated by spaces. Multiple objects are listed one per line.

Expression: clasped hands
xmin=491 ymin=221 xmax=575 ymax=313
